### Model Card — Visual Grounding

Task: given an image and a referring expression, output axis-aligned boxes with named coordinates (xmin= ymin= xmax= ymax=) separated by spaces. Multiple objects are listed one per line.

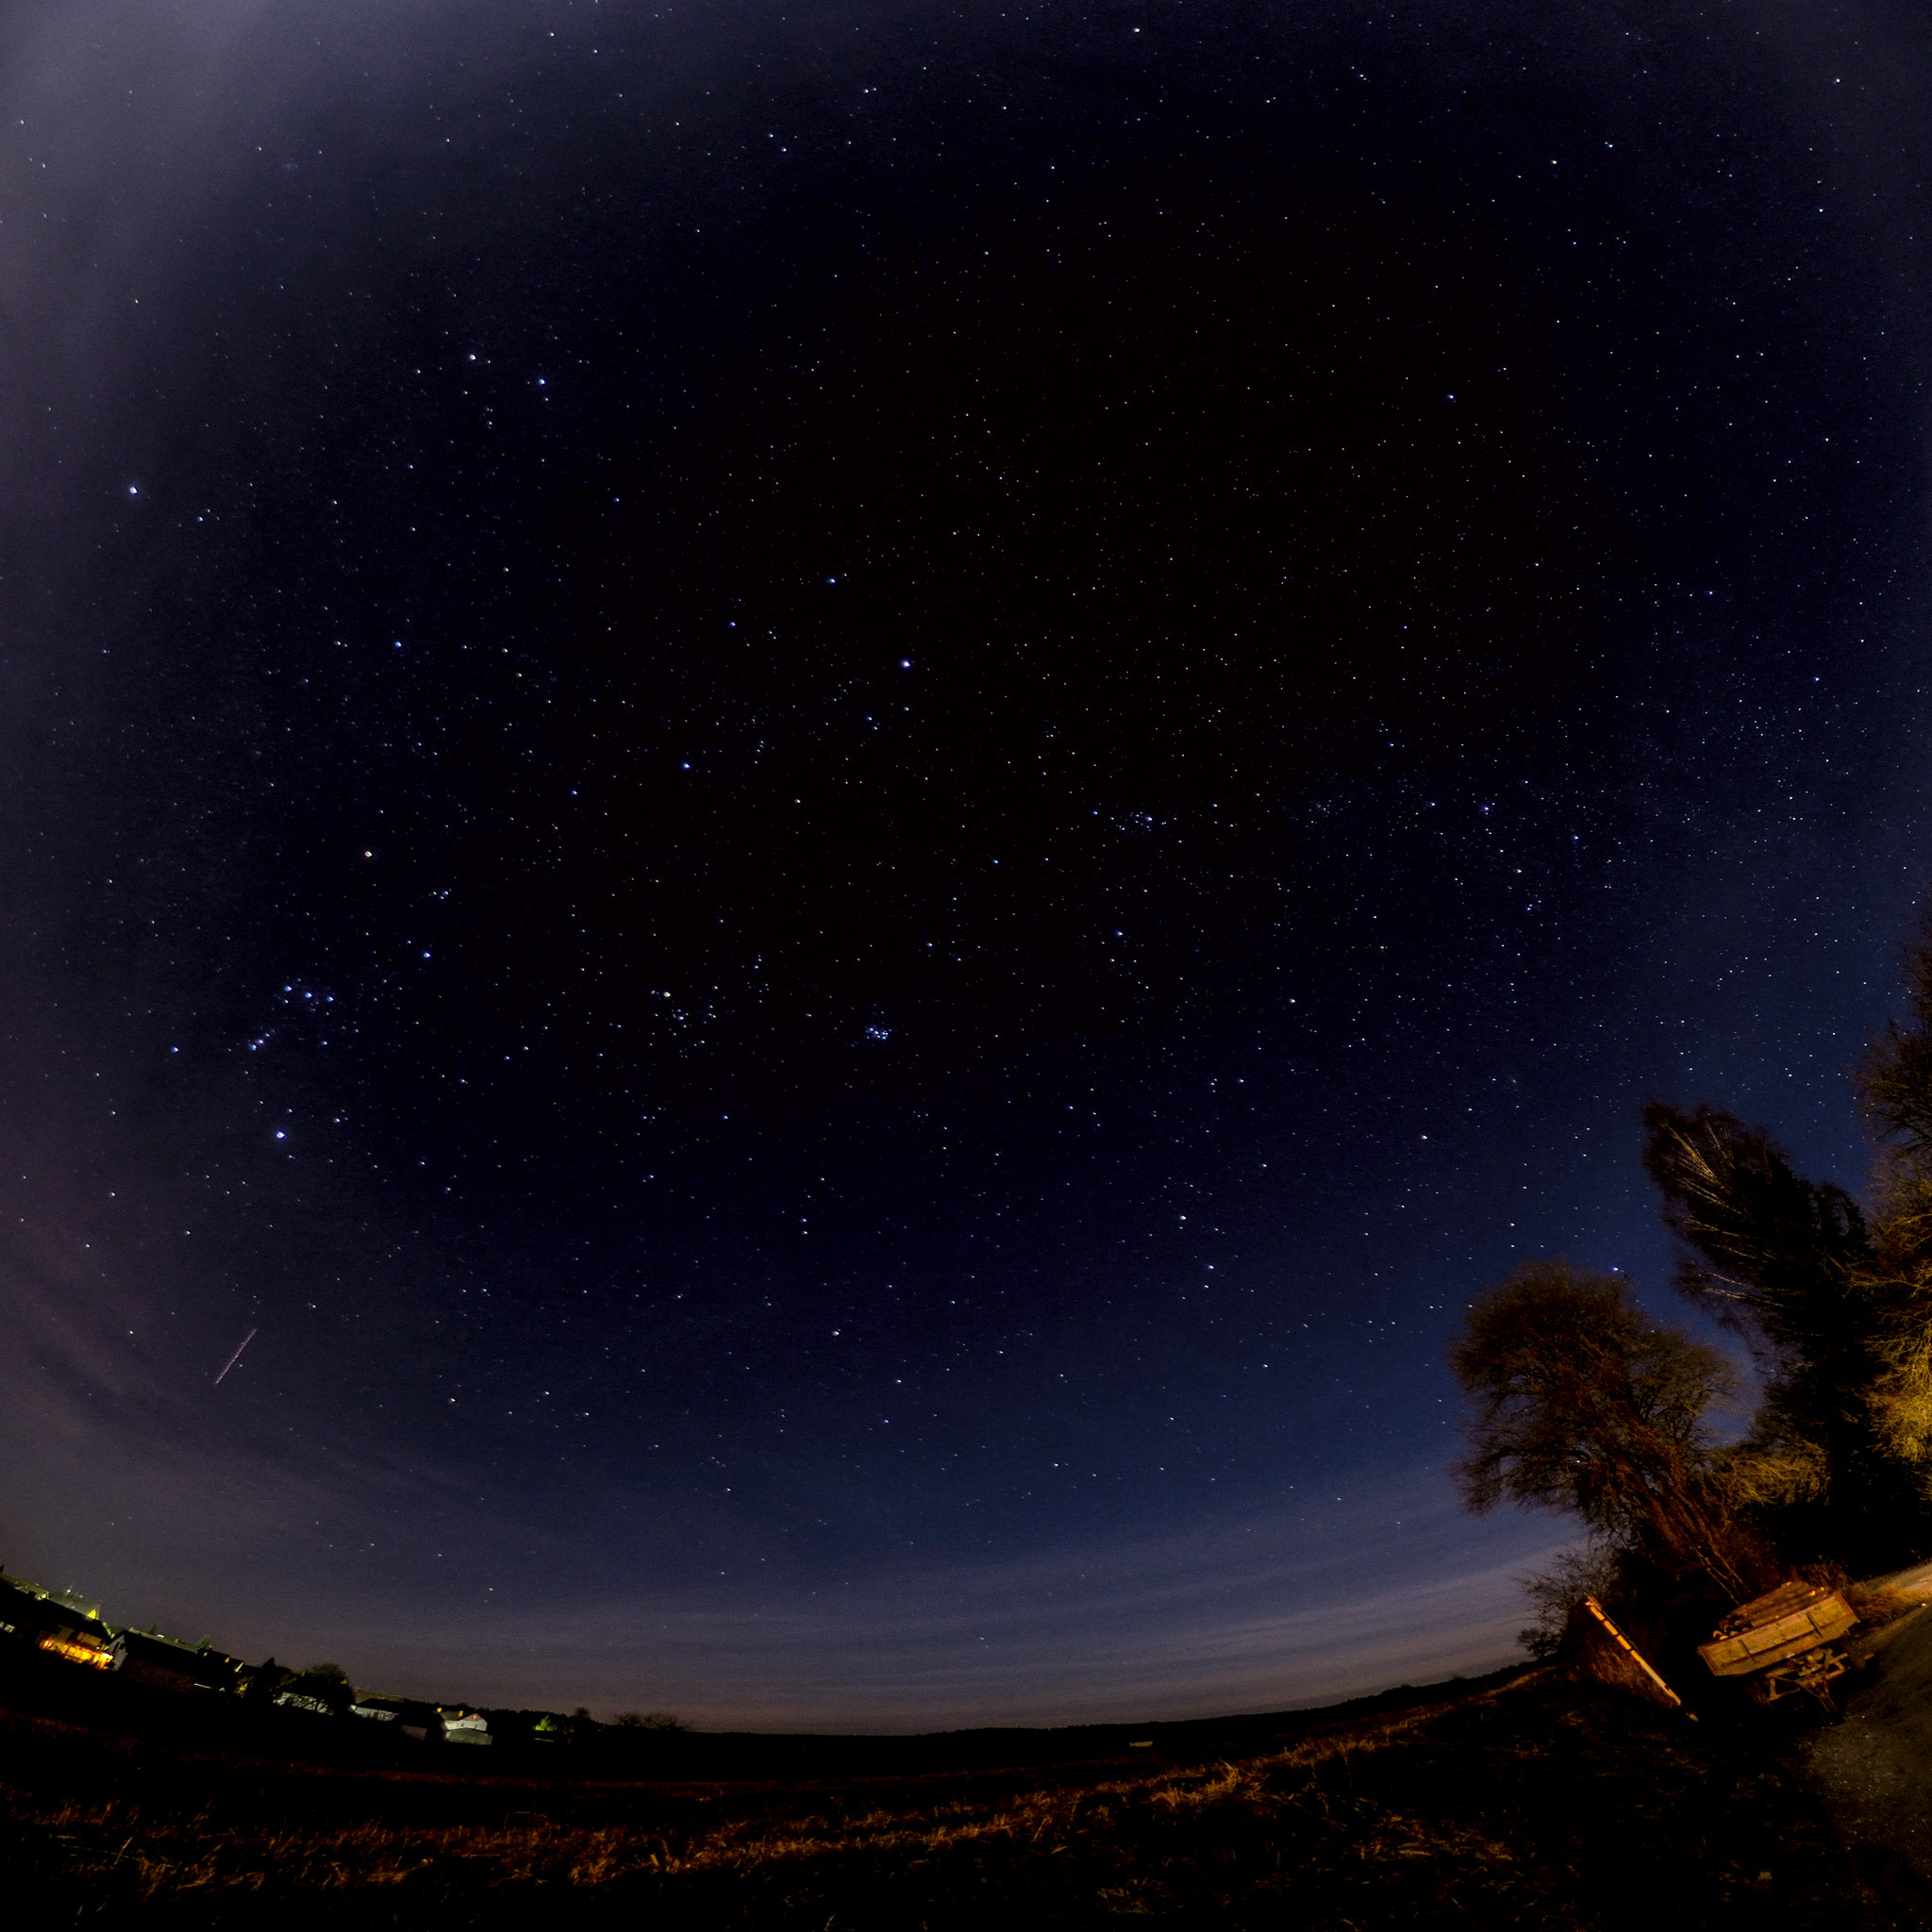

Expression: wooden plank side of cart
xmin=1698 ymin=1598 xmax=1856 ymax=1677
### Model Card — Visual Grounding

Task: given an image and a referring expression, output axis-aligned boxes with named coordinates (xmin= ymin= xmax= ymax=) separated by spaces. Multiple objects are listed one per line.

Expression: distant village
xmin=0 ymin=1565 xmax=685 ymax=1748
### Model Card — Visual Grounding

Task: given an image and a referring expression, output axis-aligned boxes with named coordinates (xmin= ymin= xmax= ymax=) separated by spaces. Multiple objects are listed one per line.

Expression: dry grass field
xmin=2 ymin=1667 xmax=1908 ymax=1930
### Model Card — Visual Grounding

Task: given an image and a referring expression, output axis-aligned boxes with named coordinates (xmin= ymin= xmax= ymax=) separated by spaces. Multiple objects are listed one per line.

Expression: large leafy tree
xmin=1450 ymin=1259 xmax=1754 ymax=1599
xmin=1639 ymin=1102 xmax=1873 ymax=1365
xmin=1641 ymin=1081 xmax=1932 ymax=1567
xmin=1640 ymin=1103 xmax=1882 ymax=1519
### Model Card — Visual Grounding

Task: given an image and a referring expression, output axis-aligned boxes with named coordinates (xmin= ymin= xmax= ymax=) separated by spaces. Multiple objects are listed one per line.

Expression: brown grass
xmin=1843 ymin=1583 xmax=1924 ymax=1631
xmin=0 ymin=1674 xmax=1896 ymax=1929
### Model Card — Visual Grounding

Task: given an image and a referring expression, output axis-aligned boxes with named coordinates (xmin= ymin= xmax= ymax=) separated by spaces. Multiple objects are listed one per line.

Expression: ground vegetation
xmin=0 ymin=1669 xmax=1893 ymax=1930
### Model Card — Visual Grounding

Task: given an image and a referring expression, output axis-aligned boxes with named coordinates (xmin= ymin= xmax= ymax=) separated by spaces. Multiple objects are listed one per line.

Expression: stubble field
xmin=2 ymin=1667 xmax=1908 ymax=1929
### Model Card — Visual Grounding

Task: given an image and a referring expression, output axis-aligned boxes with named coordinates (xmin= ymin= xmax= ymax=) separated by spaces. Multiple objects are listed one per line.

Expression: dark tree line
xmin=1452 ymin=909 xmax=1932 ymax=1641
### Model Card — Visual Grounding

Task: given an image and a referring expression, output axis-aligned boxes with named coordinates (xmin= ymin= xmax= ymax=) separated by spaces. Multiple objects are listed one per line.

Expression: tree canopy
xmin=1640 ymin=1102 xmax=1872 ymax=1366
xmin=1450 ymin=1259 xmax=1753 ymax=1597
xmin=1454 ymin=906 xmax=1932 ymax=1652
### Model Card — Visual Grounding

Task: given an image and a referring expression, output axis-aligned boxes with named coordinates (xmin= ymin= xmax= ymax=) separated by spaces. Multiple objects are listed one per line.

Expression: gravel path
xmin=1807 ymin=1566 xmax=1932 ymax=1916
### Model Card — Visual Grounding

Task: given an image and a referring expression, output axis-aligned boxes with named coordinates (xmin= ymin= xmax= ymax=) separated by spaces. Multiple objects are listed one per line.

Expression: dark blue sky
xmin=1 ymin=0 xmax=1929 ymax=1726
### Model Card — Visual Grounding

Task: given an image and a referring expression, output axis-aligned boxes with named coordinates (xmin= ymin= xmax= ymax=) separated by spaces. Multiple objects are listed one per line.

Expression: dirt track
xmin=1807 ymin=1565 xmax=1932 ymax=1916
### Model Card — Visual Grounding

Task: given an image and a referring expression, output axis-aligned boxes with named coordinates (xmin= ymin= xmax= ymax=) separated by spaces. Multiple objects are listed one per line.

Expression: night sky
xmin=3 ymin=0 xmax=1930 ymax=1728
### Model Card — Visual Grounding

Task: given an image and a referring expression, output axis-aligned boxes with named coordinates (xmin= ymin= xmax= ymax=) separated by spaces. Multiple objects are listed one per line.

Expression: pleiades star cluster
xmin=1 ymin=0 xmax=1928 ymax=1727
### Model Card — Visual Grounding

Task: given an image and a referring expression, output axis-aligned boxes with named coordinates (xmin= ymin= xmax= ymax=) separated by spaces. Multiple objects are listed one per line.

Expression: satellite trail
xmin=213 ymin=1329 xmax=258 ymax=1387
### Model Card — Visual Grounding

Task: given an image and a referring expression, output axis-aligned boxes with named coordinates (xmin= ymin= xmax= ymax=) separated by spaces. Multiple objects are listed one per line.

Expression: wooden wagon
xmin=1697 ymin=1580 xmax=1857 ymax=1707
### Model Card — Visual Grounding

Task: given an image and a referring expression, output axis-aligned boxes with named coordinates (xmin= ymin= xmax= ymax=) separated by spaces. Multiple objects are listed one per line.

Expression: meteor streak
xmin=213 ymin=1329 xmax=258 ymax=1387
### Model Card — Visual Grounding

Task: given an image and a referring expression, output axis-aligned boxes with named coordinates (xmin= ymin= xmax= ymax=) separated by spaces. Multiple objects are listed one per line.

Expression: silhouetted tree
xmin=1853 ymin=910 xmax=1932 ymax=1472
xmin=1450 ymin=1259 xmax=1756 ymax=1599
xmin=284 ymin=1662 xmax=355 ymax=1711
xmin=1515 ymin=1540 xmax=1625 ymax=1661
xmin=1857 ymin=905 xmax=1932 ymax=1167
xmin=1640 ymin=1102 xmax=1873 ymax=1367
xmin=1641 ymin=1101 xmax=1931 ymax=1561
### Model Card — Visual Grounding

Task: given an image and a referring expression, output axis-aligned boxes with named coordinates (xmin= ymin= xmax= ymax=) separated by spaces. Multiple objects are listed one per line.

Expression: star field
xmin=1 ymin=0 xmax=1930 ymax=1725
